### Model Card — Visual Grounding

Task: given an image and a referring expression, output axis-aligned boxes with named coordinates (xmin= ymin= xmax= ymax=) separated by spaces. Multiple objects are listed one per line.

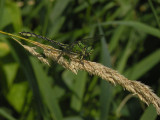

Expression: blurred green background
xmin=0 ymin=0 xmax=160 ymax=120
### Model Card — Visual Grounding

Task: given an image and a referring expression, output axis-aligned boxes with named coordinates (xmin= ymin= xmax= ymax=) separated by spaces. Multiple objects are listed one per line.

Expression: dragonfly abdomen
xmin=19 ymin=32 xmax=67 ymax=48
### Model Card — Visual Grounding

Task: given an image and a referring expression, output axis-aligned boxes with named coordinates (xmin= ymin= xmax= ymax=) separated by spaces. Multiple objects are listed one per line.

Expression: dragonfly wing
xmin=72 ymin=35 xmax=103 ymax=47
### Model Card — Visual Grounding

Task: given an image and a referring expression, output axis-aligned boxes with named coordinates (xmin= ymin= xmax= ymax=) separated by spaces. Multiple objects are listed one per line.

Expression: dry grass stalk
xmin=11 ymin=37 xmax=50 ymax=66
xmin=1 ymin=30 xmax=160 ymax=115
xmin=42 ymin=46 xmax=160 ymax=115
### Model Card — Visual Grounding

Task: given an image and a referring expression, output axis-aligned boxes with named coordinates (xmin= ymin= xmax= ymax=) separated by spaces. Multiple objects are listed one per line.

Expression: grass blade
xmin=124 ymin=49 xmax=160 ymax=79
xmin=101 ymin=21 xmax=160 ymax=38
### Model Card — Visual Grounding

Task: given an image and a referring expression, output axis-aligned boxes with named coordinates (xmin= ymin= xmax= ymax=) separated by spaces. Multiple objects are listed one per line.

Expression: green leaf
xmin=0 ymin=108 xmax=16 ymax=120
xmin=101 ymin=21 xmax=160 ymax=38
xmin=124 ymin=49 xmax=160 ymax=80
xmin=0 ymin=42 xmax=10 ymax=57
xmin=0 ymin=4 xmax=12 ymax=29
xmin=30 ymin=57 xmax=63 ymax=120
xmin=50 ymin=0 xmax=71 ymax=22
xmin=109 ymin=25 xmax=126 ymax=53
xmin=3 ymin=63 xmax=19 ymax=87
xmin=7 ymin=39 xmax=48 ymax=119
xmin=62 ymin=70 xmax=75 ymax=90
xmin=140 ymin=105 xmax=157 ymax=120
xmin=71 ymin=71 xmax=87 ymax=111
xmin=49 ymin=0 xmax=71 ymax=36
xmin=64 ymin=116 xmax=83 ymax=120
xmin=98 ymin=22 xmax=114 ymax=120
xmin=6 ymin=82 xmax=29 ymax=112
xmin=116 ymin=30 xmax=136 ymax=73
xmin=7 ymin=1 xmax=22 ymax=31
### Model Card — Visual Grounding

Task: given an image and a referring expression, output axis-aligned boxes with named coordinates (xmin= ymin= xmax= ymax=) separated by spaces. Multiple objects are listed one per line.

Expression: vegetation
xmin=0 ymin=0 xmax=160 ymax=120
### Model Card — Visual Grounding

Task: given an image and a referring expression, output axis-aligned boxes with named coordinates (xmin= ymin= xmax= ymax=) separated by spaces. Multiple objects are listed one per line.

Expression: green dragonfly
xmin=19 ymin=32 xmax=100 ymax=60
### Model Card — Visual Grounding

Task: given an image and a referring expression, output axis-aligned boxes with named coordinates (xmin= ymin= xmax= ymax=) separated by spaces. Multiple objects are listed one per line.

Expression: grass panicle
xmin=1 ymin=30 xmax=160 ymax=115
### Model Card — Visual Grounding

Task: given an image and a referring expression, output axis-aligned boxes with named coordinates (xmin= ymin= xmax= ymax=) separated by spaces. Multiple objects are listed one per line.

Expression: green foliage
xmin=0 ymin=0 xmax=160 ymax=119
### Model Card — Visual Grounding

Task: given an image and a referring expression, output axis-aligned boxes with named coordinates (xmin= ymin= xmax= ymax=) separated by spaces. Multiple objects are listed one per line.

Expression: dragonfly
xmin=19 ymin=32 xmax=100 ymax=60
